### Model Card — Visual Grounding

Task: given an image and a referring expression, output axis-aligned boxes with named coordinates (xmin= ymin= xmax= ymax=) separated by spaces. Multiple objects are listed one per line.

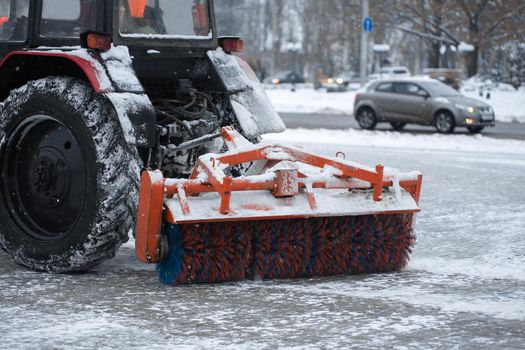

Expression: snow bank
xmin=265 ymin=87 xmax=356 ymax=115
xmin=461 ymin=89 xmax=525 ymax=123
xmin=263 ymin=128 xmax=525 ymax=155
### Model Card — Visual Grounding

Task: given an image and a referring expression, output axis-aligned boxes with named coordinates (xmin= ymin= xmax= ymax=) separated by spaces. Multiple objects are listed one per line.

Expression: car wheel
xmin=356 ymin=108 xmax=377 ymax=130
xmin=434 ymin=111 xmax=455 ymax=133
xmin=390 ymin=122 xmax=406 ymax=131
xmin=467 ymin=126 xmax=484 ymax=134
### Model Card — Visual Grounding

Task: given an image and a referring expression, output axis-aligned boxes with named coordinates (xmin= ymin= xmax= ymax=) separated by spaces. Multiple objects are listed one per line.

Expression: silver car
xmin=354 ymin=78 xmax=496 ymax=133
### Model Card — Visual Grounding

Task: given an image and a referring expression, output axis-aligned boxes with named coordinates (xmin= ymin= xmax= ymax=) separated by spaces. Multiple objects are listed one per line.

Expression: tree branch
xmin=483 ymin=2 xmax=525 ymax=37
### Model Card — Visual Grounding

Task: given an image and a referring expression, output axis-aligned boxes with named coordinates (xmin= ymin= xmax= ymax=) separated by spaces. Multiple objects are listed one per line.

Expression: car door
xmin=371 ymin=81 xmax=396 ymax=120
xmin=391 ymin=82 xmax=431 ymax=122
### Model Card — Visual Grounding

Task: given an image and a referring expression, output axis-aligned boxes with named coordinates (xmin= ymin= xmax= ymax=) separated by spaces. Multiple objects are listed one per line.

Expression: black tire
xmin=434 ymin=110 xmax=455 ymax=133
xmin=467 ymin=126 xmax=484 ymax=134
xmin=390 ymin=121 xmax=406 ymax=131
xmin=0 ymin=77 xmax=141 ymax=272
xmin=356 ymin=107 xmax=377 ymax=130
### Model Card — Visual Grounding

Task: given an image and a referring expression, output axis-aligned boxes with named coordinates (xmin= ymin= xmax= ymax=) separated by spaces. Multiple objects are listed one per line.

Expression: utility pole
xmin=360 ymin=0 xmax=369 ymax=86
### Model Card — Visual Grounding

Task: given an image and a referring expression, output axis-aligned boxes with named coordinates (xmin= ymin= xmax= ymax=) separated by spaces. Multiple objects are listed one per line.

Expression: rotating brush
xmin=157 ymin=214 xmax=415 ymax=285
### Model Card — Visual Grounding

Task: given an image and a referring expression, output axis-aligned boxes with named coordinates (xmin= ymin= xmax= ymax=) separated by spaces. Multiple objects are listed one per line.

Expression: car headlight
xmin=327 ymin=78 xmax=334 ymax=84
xmin=336 ymin=78 xmax=344 ymax=84
xmin=455 ymin=104 xmax=475 ymax=114
xmin=272 ymin=79 xmax=280 ymax=85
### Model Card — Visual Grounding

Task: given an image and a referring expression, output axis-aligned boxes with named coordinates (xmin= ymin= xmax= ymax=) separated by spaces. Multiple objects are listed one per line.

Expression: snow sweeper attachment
xmin=135 ymin=127 xmax=423 ymax=285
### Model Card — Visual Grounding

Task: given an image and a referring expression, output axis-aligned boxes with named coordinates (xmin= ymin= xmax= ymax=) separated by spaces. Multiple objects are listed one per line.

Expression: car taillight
xmin=219 ymin=37 xmax=244 ymax=54
xmin=355 ymin=93 xmax=362 ymax=99
xmin=0 ymin=16 xmax=7 ymax=27
xmin=81 ymin=32 xmax=112 ymax=51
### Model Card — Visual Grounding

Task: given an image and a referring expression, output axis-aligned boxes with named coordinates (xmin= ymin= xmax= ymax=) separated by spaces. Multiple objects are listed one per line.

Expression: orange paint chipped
xmin=241 ymin=204 xmax=274 ymax=211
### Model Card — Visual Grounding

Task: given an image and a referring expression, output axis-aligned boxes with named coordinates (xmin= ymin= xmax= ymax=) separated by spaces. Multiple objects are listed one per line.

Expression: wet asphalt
xmin=280 ymin=112 xmax=525 ymax=141
xmin=1 ymin=142 xmax=524 ymax=349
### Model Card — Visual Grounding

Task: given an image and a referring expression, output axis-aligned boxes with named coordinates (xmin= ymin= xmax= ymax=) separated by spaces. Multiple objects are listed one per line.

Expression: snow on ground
xmin=461 ymin=79 xmax=525 ymax=123
xmin=264 ymin=84 xmax=525 ymax=123
xmin=461 ymin=90 xmax=525 ymax=123
xmin=263 ymin=127 xmax=525 ymax=156
xmin=1 ymin=129 xmax=524 ymax=349
xmin=265 ymin=86 xmax=357 ymax=115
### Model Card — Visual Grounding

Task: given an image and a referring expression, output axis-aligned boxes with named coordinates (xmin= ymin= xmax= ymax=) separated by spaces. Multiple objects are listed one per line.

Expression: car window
xmin=423 ymin=81 xmax=461 ymax=97
xmin=0 ymin=0 xmax=30 ymax=42
xmin=375 ymin=82 xmax=393 ymax=93
xmin=394 ymin=69 xmax=408 ymax=74
xmin=394 ymin=83 xmax=425 ymax=96
xmin=276 ymin=71 xmax=291 ymax=79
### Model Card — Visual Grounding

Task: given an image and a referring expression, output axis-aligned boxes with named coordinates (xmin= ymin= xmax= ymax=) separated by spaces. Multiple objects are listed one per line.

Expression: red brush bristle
xmin=159 ymin=214 xmax=416 ymax=285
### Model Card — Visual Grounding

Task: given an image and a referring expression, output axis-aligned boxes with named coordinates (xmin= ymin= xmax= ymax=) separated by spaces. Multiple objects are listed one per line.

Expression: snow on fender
xmin=207 ymin=48 xmax=285 ymax=138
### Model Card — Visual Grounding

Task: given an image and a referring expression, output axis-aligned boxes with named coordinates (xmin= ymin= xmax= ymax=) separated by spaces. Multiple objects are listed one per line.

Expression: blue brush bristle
xmin=157 ymin=224 xmax=184 ymax=285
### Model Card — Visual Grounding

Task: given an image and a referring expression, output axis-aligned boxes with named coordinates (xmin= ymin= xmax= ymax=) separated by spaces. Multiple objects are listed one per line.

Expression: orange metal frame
xmin=135 ymin=127 xmax=423 ymax=263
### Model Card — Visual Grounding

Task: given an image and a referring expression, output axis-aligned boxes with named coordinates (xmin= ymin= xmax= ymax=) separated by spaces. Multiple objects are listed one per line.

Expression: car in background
xmin=325 ymin=71 xmax=361 ymax=92
xmin=378 ymin=66 xmax=411 ymax=78
xmin=264 ymin=70 xmax=305 ymax=85
xmin=354 ymin=78 xmax=495 ymax=133
xmin=366 ymin=73 xmax=381 ymax=82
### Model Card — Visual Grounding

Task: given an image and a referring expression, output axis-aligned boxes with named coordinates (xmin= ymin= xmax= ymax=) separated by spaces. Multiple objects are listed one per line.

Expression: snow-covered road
xmin=1 ymin=129 xmax=524 ymax=349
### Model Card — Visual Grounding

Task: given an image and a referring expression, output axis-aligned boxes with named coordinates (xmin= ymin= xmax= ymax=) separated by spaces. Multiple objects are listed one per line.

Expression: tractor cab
xmin=0 ymin=0 xmax=217 ymax=55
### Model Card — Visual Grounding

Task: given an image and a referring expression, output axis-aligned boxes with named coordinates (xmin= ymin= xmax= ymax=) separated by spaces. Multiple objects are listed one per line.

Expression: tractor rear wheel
xmin=0 ymin=77 xmax=141 ymax=272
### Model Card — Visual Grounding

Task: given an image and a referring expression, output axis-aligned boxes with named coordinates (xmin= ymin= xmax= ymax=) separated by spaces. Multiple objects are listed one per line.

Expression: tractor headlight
xmin=455 ymin=104 xmax=475 ymax=114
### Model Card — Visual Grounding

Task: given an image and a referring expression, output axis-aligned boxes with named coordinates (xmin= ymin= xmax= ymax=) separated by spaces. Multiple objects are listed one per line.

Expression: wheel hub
xmin=29 ymin=148 xmax=70 ymax=207
xmin=1 ymin=116 xmax=86 ymax=240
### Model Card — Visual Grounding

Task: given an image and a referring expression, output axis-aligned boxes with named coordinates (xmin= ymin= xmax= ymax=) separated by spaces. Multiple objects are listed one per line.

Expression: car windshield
xmin=338 ymin=72 xmax=355 ymax=79
xmin=119 ymin=0 xmax=211 ymax=38
xmin=423 ymin=81 xmax=461 ymax=97
xmin=275 ymin=71 xmax=292 ymax=79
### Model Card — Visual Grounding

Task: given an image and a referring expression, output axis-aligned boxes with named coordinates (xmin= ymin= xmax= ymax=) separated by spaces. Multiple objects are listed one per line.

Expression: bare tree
xmin=454 ymin=0 xmax=525 ymax=77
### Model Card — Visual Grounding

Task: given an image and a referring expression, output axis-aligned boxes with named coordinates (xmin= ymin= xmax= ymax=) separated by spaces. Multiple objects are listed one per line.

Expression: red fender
xmin=0 ymin=50 xmax=111 ymax=93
